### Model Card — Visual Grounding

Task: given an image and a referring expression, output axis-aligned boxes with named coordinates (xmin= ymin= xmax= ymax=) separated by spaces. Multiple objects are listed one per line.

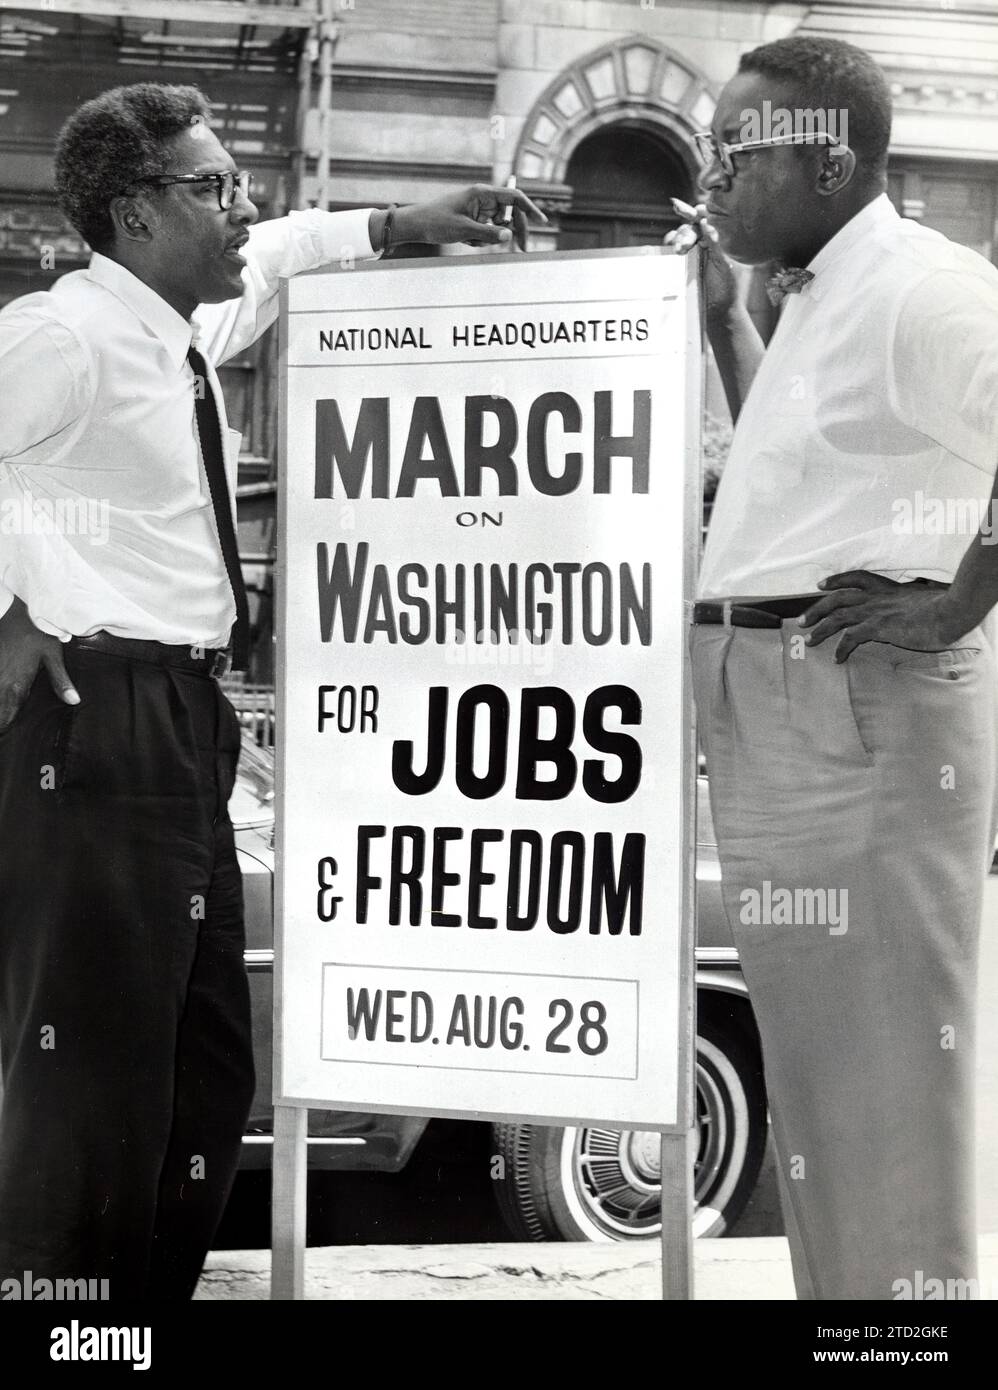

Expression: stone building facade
xmin=319 ymin=0 xmax=998 ymax=261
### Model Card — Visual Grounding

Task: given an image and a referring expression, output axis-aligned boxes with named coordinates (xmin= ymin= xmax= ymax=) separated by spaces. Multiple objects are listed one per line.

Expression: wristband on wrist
xmin=382 ymin=203 xmax=399 ymax=253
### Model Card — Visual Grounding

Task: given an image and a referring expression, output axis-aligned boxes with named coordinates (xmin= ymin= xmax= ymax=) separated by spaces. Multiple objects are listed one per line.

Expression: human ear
xmin=109 ymin=193 xmax=155 ymax=243
xmin=816 ymin=146 xmax=856 ymax=196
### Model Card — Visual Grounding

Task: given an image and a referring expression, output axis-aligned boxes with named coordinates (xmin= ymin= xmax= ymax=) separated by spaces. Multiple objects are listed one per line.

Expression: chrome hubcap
xmin=561 ymin=1042 xmax=745 ymax=1240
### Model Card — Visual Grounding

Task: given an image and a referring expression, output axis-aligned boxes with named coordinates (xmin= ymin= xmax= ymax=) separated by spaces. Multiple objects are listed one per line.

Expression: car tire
xmin=491 ymin=1015 xmax=767 ymax=1241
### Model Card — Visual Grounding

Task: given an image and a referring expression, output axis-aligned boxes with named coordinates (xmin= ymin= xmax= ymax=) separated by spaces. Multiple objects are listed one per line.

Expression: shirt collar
xmin=86 ymin=252 xmax=195 ymax=368
xmin=803 ymin=192 xmax=898 ymax=301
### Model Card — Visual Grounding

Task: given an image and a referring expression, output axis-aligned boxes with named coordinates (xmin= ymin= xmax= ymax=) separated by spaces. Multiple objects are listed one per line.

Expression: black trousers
xmin=0 ymin=645 xmax=255 ymax=1300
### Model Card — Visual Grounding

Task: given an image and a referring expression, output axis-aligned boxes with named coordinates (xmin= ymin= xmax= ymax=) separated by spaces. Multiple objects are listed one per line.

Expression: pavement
xmin=195 ymin=1233 xmax=998 ymax=1300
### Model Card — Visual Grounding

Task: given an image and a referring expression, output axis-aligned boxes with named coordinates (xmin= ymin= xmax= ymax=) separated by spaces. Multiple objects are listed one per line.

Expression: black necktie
xmin=187 ymin=344 xmax=249 ymax=671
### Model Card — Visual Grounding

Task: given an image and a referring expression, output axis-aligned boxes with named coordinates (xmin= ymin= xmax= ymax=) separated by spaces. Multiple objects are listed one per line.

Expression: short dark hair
xmin=738 ymin=36 xmax=892 ymax=173
xmin=55 ymin=83 xmax=212 ymax=252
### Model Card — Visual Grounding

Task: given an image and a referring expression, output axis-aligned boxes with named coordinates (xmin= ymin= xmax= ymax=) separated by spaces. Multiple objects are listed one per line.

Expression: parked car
xmin=231 ymin=703 xmax=769 ymax=1243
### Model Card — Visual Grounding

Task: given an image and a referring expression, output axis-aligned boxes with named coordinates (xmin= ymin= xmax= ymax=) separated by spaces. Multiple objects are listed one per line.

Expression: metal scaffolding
xmin=0 ymin=0 xmax=334 ymax=210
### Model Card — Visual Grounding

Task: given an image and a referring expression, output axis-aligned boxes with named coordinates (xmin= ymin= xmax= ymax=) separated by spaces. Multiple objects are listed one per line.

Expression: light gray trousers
xmin=691 ymin=621 xmax=998 ymax=1300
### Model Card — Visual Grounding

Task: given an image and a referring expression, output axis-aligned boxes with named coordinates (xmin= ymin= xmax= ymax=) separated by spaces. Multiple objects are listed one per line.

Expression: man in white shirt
xmin=681 ymin=37 xmax=998 ymax=1298
xmin=0 ymin=81 xmax=541 ymax=1300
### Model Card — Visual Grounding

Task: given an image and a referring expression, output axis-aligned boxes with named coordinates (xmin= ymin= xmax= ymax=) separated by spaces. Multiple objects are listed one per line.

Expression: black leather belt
xmin=69 ymin=631 xmax=232 ymax=678
xmin=692 ymin=595 xmax=822 ymax=629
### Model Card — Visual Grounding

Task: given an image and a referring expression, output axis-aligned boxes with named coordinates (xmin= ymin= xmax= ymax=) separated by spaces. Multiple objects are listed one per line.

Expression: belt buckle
xmin=210 ymin=649 xmax=231 ymax=679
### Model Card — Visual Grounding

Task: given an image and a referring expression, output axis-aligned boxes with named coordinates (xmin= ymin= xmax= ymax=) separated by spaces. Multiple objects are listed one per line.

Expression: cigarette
xmin=670 ymin=197 xmax=698 ymax=220
xmin=502 ymin=175 xmax=516 ymax=224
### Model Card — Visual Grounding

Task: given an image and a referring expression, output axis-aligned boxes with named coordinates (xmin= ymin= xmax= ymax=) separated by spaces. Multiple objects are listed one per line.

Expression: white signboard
xmin=276 ymin=248 xmax=696 ymax=1129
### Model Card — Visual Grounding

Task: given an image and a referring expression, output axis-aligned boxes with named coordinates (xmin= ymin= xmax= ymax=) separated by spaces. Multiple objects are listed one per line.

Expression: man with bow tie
xmin=0 ymin=81 xmax=542 ymax=1301
xmin=673 ymin=36 xmax=998 ymax=1298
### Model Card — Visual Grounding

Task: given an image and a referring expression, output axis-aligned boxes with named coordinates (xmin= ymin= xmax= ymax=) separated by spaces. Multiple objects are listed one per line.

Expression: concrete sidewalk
xmin=195 ymin=1234 xmax=998 ymax=1300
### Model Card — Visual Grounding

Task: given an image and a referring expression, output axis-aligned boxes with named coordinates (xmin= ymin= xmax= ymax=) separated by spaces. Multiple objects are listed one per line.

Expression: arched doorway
xmin=511 ymin=34 xmax=713 ymax=248
xmin=558 ymin=123 xmax=694 ymax=250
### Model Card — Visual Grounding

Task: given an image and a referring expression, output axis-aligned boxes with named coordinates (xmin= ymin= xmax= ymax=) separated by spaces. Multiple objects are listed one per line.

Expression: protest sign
xmin=275 ymin=248 xmax=698 ymax=1132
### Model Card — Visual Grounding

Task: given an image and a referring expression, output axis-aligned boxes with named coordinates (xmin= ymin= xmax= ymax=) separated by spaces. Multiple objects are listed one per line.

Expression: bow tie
xmin=765 ymin=266 xmax=815 ymax=306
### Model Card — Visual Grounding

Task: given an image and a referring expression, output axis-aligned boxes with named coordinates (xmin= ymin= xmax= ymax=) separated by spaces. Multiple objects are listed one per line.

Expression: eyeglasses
xmin=135 ymin=170 xmax=253 ymax=211
xmin=693 ymin=131 xmax=848 ymax=178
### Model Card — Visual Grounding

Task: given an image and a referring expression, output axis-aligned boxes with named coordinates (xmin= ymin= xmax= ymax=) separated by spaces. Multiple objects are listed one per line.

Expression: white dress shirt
xmin=698 ymin=193 xmax=998 ymax=599
xmin=0 ymin=207 xmax=377 ymax=644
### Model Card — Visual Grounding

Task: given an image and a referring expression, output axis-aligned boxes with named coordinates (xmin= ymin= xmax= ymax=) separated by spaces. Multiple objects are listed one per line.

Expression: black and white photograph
xmin=0 ymin=0 xmax=996 ymax=1362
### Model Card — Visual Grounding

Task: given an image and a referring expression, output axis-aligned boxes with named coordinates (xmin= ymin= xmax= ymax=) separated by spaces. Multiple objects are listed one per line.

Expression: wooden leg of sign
xmin=660 ymin=1127 xmax=697 ymax=1299
xmin=271 ymin=1104 xmax=307 ymax=1300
